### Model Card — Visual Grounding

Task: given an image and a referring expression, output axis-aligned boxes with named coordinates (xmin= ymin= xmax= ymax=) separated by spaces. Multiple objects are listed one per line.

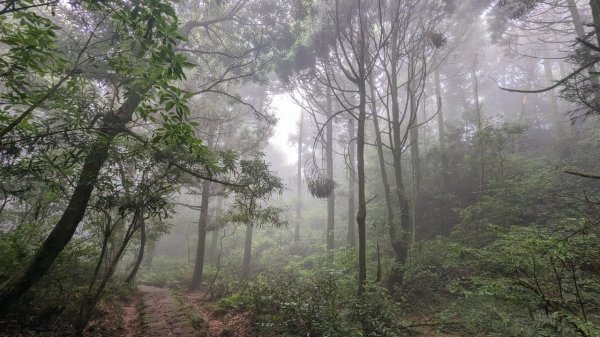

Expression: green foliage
xmin=226 ymin=154 xmax=286 ymax=227
xmin=212 ymin=245 xmax=404 ymax=337
xmin=138 ymin=256 xmax=193 ymax=288
xmin=218 ymin=272 xmax=406 ymax=337
xmin=438 ymin=219 xmax=600 ymax=336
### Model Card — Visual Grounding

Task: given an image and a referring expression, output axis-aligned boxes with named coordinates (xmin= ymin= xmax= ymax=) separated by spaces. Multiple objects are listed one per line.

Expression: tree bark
xmin=543 ymin=57 xmax=565 ymax=139
xmin=326 ymin=86 xmax=335 ymax=250
xmin=434 ymin=70 xmax=452 ymax=234
xmin=369 ymin=75 xmax=394 ymax=253
xmin=190 ymin=129 xmax=214 ymax=291
xmin=0 ymin=126 xmax=118 ymax=313
xmin=590 ymin=0 xmax=600 ymax=59
xmin=125 ymin=215 xmax=146 ymax=284
xmin=356 ymin=79 xmax=367 ymax=293
xmin=346 ymin=117 xmax=356 ymax=247
xmin=143 ymin=238 xmax=156 ymax=268
xmin=409 ymin=74 xmax=422 ymax=242
xmin=189 ymin=175 xmax=212 ymax=291
xmin=208 ymin=197 xmax=223 ymax=264
xmin=472 ymin=57 xmax=484 ymax=200
xmin=389 ymin=26 xmax=410 ymax=272
xmin=295 ymin=110 xmax=304 ymax=242
xmin=241 ymin=222 xmax=253 ymax=279
xmin=77 ymin=210 xmax=141 ymax=333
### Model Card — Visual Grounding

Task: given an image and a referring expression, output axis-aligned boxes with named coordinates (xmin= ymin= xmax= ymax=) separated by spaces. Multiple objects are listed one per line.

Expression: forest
xmin=1 ymin=0 xmax=599 ymax=336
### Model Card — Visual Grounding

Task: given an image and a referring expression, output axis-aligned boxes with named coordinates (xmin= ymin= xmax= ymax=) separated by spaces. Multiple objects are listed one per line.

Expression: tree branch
xmin=498 ymin=57 xmax=600 ymax=94
xmin=564 ymin=170 xmax=600 ymax=179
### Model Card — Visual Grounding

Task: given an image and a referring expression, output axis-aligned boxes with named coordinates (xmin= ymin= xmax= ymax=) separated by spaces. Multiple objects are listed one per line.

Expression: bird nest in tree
xmin=306 ymin=165 xmax=335 ymax=199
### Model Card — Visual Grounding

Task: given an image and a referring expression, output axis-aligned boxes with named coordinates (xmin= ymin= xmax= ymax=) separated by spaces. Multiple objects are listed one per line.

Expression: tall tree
xmin=346 ymin=117 xmax=357 ymax=246
xmin=295 ymin=110 xmax=304 ymax=242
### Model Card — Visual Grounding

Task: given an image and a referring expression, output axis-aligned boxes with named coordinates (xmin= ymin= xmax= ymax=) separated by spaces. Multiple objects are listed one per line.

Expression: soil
xmin=120 ymin=285 xmax=254 ymax=337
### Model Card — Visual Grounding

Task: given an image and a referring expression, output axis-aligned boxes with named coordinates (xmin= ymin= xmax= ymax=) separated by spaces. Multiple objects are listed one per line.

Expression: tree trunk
xmin=409 ymin=76 xmax=422 ymax=242
xmin=241 ymin=222 xmax=253 ymax=279
xmin=125 ymin=215 xmax=146 ymax=284
xmin=0 ymin=127 xmax=117 ymax=313
xmin=542 ymin=57 xmax=565 ymax=139
xmin=434 ymin=70 xmax=452 ymax=234
xmin=143 ymin=238 xmax=156 ymax=268
xmin=369 ymin=75 xmax=395 ymax=253
xmin=472 ymin=57 xmax=484 ymax=199
xmin=295 ymin=110 xmax=304 ymax=242
xmin=326 ymin=86 xmax=335 ymax=250
xmin=77 ymin=210 xmax=141 ymax=333
xmin=589 ymin=0 xmax=600 ymax=69
xmin=208 ymin=197 xmax=223 ymax=265
xmin=347 ymin=117 xmax=356 ymax=247
xmin=567 ymin=0 xmax=586 ymax=37
xmin=567 ymin=0 xmax=600 ymax=105
xmin=189 ymin=178 xmax=212 ymax=291
xmin=356 ymin=79 xmax=367 ymax=293
xmin=389 ymin=27 xmax=410 ymax=273
xmin=190 ymin=126 xmax=216 ymax=291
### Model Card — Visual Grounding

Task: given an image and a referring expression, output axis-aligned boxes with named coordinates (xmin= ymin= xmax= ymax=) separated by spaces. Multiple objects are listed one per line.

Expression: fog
xmin=1 ymin=1 xmax=599 ymax=336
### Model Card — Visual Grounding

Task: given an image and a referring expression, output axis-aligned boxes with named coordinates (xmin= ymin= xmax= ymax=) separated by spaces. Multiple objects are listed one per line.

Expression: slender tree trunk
xmin=125 ymin=216 xmax=146 ymax=284
xmin=434 ymin=70 xmax=452 ymax=234
xmin=472 ymin=58 xmax=484 ymax=199
xmin=558 ymin=61 xmax=576 ymax=137
xmin=326 ymin=86 xmax=335 ymax=250
xmin=208 ymin=230 xmax=218 ymax=264
xmin=295 ymin=110 xmax=304 ymax=242
xmin=543 ymin=57 xmax=564 ymax=139
xmin=408 ymin=73 xmax=422 ymax=242
xmin=241 ymin=222 xmax=253 ymax=279
xmin=356 ymin=79 xmax=367 ymax=293
xmin=389 ymin=28 xmax=410 ymax=273
xmin=143 ymin=238 xmax=156 ymax=268
xmin=347 ymin=117 xmax=356 ymax=247
xmin=77 ymin=210 xmax=141 ymax=333
xmin=568 ymin=0 xmax=586 ymax=37
xmin=208 ymin=197 xmax=223 ymax=264
xmin=567 ymin=0 xmax=600 ymax=106
xmin=190 ymin=178 xmax=212 ymax=291
xmin=190 ymin=131 xmax=214 ymax=291
xmin=590 ymin=0 xmax=600 ymax=63
xmin=369 ymin=76 xmax=395 ymax=253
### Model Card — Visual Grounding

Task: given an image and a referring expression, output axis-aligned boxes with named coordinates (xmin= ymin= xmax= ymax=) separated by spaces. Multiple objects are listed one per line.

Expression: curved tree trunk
xmin=0 ymin=127 xmax=117 ymax=313
xmin=77 ymin=211 xmax=141 ymax=333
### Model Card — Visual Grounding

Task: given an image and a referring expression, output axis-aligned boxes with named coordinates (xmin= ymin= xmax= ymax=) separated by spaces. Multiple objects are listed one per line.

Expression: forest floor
xmin=121 ymin=285 xmax=253 ymax=337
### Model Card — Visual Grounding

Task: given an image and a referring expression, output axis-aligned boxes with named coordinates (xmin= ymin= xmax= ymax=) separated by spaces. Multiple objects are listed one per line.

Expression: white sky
xmin=268 ymin=93 xmax=302 ymax=166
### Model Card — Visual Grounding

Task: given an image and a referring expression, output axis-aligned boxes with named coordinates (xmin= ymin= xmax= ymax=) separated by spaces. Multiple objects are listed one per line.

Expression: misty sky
xmin=268 ymin=94 xmax=302 ymax=166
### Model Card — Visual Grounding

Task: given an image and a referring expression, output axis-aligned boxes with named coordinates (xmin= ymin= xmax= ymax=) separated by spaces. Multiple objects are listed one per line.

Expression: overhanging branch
xmin=125 ymin=129 xmax=246 ymax=188
xmin=564 ymin=170 xmax=600 ymax=179
xmin=499 ymin=57 xmax=600 ymax=94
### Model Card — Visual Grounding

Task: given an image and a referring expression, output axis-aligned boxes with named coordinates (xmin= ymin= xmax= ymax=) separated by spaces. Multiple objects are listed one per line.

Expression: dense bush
xmin=215 ymin=248 xmax=406 ymax=337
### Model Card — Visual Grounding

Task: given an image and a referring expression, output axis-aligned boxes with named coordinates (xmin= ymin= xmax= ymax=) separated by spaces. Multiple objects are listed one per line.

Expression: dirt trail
xmin=122 ymin=285 xmax=253 ymax=337
xmin=138 ymin=285 xmax=198 ymax=337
